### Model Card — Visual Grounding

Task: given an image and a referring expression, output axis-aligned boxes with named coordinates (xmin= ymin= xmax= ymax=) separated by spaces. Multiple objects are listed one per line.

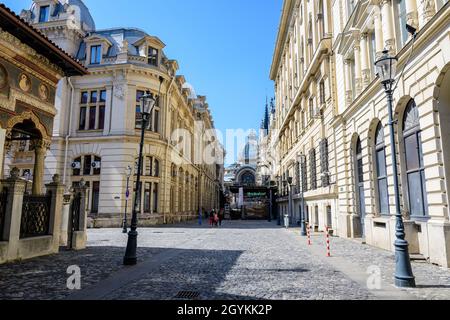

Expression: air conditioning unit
xmin=71 ymin=162 xmax=81 ymax=169
xmin=91 ymin=161 xmax=101 ymax=169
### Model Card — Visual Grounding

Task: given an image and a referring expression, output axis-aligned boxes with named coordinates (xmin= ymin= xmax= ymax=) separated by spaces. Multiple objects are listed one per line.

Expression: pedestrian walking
xmin=209 ymin=210 xmax=214 ymax=227
xmin=214 ymin=211 xmax=219 ymax=227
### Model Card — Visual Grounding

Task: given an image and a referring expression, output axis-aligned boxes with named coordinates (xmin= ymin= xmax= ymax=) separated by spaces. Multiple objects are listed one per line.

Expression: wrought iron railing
xmin=0 ymin=189 xmax=8 ymax=240
xmin=20 ymin=192 xmax=52 ymax=239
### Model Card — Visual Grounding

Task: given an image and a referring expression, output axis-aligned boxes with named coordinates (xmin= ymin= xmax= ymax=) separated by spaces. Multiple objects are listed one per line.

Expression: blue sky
xmin=4 ymin=0 xmax=283 ymax=164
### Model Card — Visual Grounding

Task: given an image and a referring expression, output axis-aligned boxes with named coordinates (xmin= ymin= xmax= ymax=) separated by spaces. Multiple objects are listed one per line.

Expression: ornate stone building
xmin=0 ymin=3 xmax=87 ymax=263
xmin=18 ymin=0 xmax=224 ymax=227
xmin=270 ymin=0 xmax=450 ymax=268
xmin=332 ymin=0 xmax=450 ymax=267
xmin=270 ymin=0 xmax=338 ymax=229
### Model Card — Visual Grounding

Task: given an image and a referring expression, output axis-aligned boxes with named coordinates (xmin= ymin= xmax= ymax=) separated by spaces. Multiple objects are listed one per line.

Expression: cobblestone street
xmin=0 ymin=220 xmax=449 ymax=300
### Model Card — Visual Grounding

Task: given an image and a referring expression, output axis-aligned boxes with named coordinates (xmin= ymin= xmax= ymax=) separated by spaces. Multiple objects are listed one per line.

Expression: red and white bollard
xmin=307 ymin=222 xmax=312 ymax=245
xmin=325 ymin=225 xmax=331 ymax=257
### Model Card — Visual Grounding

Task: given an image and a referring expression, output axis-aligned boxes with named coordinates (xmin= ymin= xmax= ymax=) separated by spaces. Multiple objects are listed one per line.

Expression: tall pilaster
xmin=373 ymin=8 xmax=384 ymax=59
xmin=418 ymin=0 xmax=436 ymax=28
xmin=360 ymin=33 xmax=370 ymax=88
xmin=381 ymin=0 xmax=396 ymax=54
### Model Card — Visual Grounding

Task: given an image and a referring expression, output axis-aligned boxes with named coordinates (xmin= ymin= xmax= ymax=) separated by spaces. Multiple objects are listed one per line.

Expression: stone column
xmin=344 ymin=59 xmax=353 ymax=105
xmin=405 ymin=0 xmax=419 ymax=32
xmin=360 ymin=33 xmax=371 ymax=87
xmin=59 ymin=192 xmax=73 ymax=246
xmin=31 ymin=140 xmax=49 ymax=195
xmin=0 ymin=168 xmax=26 ymax=262
xmin=0 ymin=128 xmax=5 ymax=180
xmin=418 ymin=0 xmax=436 ymax=28
xmin=373 ymin=8 xmax=385 ymax=59
xmin=45 ymin=174 xmax=65 ymax=253
xmin=70 ymin=182 xmax=88 ymax=250
xmin=381 ymin=0 xmax=396 ymax=54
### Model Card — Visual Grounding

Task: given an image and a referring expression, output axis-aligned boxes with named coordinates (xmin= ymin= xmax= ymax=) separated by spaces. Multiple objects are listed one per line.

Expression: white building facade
xmin=20 ymin=0 xmax=224 ymax=227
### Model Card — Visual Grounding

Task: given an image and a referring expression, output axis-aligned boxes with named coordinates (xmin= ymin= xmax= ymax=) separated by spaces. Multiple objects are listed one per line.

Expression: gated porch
xmin=0 ymin=170 xmax=88 ymax=264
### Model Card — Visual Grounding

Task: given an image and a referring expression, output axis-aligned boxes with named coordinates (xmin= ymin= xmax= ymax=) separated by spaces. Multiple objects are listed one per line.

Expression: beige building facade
xmin=270 ymin=0 xmax=450 ymax=268
xmin=17 ymin=0 xmax=224 ymax=228
xmin=270 ymin=0 xmax=339 ymax=231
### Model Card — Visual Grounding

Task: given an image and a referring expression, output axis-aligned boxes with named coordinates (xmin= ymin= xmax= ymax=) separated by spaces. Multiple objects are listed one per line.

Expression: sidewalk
xmin=286 ymin=226 xmax=450 ymax=300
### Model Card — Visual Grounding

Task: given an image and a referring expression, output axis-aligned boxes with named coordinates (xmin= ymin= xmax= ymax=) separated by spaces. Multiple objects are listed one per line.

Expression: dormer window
xmin=39 ymin=5 xmax=50 ymax=23
xmin=90 ymin=45 xmax=102 ymax=65
xmin=148 ymin=47 xmax=158 ymax=66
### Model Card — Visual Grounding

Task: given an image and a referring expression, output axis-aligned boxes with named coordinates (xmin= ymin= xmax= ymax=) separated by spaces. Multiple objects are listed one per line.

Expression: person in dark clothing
xmin=209 ymin=210 xmax=214 ymax=227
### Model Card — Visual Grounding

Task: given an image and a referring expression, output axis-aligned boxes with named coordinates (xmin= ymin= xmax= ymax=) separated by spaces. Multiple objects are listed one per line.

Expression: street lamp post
xmin=276 ymin=175 xmax=281 ymax=226
xmin=375 ymin=49 xmax=415 ymax=288
xmin=123 ymin=91 xmax=157 ymax=266
xmin=299 ymin=154 xmax=307 ymax=236
xmin=283 ymin=177 xmax=293 ymax=228
xmin=122 ymin=165 xmax=133 ymax=233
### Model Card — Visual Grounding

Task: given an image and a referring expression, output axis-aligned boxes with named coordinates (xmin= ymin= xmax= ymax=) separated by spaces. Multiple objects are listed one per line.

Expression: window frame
xmin=39 ymin=5 xmax=50 ymax=23
xmin=79 ymin=89 xmax=106 ymax=131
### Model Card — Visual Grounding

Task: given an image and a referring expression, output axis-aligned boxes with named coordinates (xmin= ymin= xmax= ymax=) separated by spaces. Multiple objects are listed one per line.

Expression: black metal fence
xmin=20 ymin=192 xmax=52 ymax=239
xmin=0 ymin=189 xmax=8 ymax=240
xmin=68 ymin=192 xmax=82 ymax=249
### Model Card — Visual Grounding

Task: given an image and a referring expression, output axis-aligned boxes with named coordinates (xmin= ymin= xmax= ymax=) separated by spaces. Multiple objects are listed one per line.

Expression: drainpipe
xmin=163 ymin=73 xmax=176 ymax=224
xmin=63 ymin=77 xmax=75 ymax=188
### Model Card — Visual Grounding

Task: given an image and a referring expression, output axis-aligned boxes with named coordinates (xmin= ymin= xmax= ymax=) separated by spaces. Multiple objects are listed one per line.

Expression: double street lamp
xmin=123 ymin=84 xmax=160 ymax=266
xmin=375 ymin=49 xmax=415 ymax=288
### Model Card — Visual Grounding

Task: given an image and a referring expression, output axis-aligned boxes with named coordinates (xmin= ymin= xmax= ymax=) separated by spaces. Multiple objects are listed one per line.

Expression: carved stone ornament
xmin=9 ymin=167 xmax=20 ymax=180
xmin=0 ymin=64 xmax=7 ymax=89
xmin=114 ymin=84 xmax=125 ymax=100
xmin=38 ymin=84 xmax=49 ymax=101
xmin=18 ymin=73 xmax=31 ymax=92
xmin=52 ymin=174 xmax=61 ymax=184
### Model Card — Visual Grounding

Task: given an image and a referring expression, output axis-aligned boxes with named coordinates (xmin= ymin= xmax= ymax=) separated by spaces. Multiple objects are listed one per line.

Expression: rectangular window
xmin=136 ymin=90 xmax=145 ymax=129
xmin=84 ymin=155 xmax=92 ymax=176
xmin=148 ymin=47 xmax=158 ymax=66
xmin=397 ymin=0 xmax=409 ymax=48
xmin=98 ymin=106 xmax=105 ymax=130
xmin=100 ymin=90 xmax=107 ymax=103
xmin=90 ymin=91 xmax=98 ymax=104
xmin=144 ymin=182 xmax=151 ymax=213
xmin=90 ymin=45 xmax=102 ymax=65
xmin=89 ymin=107 xmax=96 ymax=130
xmin=39 ymin=6 xmax=50 ymax=23
xmin=93 ymin=156 xmax=101 ymax=175
xmin=319 ymin=82 xmax=326 ymax=105
xmin=79 ymin=107 xmax=87 ymax=130
xmin=81 ymin=91 xmax=89 ymax=104
xmin=153 ymin=183 xmax=158 ymax=213
xmin=154 ymin=110 xmax=160 ymax=132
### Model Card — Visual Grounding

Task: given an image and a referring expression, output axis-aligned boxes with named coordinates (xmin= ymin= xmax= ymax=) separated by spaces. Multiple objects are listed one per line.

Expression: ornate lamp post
xmin=123 ymin=91 xmax=157 ymax=266
xmin=122 ymin=165 xmax=133 ymax=233
xmin=375 ymin=49 xmax=415 ymax=288
xmin=299 ymin=154 xmax=307 ymax=236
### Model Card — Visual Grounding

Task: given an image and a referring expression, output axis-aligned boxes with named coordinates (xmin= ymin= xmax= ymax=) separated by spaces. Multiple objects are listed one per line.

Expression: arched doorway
xmin=3 ymin=113 xmax=50 ymax=195
xmin=353 ymin=136 xmax=366 ymax=237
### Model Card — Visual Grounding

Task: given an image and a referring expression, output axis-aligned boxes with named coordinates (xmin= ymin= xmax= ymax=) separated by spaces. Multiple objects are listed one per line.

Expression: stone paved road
xmin=0 ymin=220 xmax=449 ymax=300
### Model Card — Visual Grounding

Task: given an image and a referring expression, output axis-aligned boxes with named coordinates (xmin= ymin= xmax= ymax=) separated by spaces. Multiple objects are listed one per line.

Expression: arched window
xmin=403 ymin=99 xmax=428 ymax=217
xmin=355 ymin=137 xmax=366 ymax=236
xmin=374 ymin=123 xmax=389 ymax=215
